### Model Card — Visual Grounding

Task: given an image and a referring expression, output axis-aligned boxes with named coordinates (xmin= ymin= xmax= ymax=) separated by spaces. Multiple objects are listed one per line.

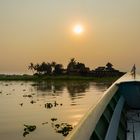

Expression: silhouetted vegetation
xmin=28 ymin=59 xmax=125 ymax=77
xmin=0 ymin=59 xmax=125 ymax=81
xmin=67 ymin=58 xmax=90 ymax=76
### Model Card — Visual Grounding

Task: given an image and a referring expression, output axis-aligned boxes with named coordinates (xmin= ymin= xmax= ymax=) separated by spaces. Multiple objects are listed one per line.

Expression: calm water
xmin=0 ymin=81 xmax=112 ymax=140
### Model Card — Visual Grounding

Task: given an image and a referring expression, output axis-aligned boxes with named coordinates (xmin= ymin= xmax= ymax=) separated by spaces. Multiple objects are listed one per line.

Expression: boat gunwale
xmin=65 ymin=78 xmax=119 ymax=140
xmin=65 ymin=73 xmax=140 ymax=140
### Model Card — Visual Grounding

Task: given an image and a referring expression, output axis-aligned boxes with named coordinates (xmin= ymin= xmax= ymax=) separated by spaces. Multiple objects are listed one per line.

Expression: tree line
xmin=28 ymin=58 xmax=124 ymax=77
xmin=28 ymin=58 xmax=90 ymax=76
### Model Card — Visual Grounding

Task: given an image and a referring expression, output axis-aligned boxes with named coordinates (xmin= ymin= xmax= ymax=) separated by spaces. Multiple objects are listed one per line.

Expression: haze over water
xmin=0 ymin=0 xmax=140 ymax=73
xmin=1 ymin=1 xmax=139 ymax=140
xmin=0 ymin=80 xmax=111 ymax=140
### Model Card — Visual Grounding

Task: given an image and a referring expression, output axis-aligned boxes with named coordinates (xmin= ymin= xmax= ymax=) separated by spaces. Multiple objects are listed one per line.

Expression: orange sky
xmin=0 ymin=0 xmax=140 ymax=74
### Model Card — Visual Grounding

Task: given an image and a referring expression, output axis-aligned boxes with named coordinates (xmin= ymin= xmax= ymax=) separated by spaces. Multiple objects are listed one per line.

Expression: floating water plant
xmin=42 ymin=122 xmax=48 ymax=125
xmin=27 ymin=95 xmax=32 ymax=98
xmin=54 ymin=123 xmax=73 ymax=137
xmin=30 ymin=100 xmax=36 ymax=104
xmin=23 ymin=131 xmax=29 ymax=137
xmin=45 ymin=103 xmax=53 ymax=109
xmin=44 ymin=101 xmax=63 ymax=109
xmin=23 ymin=94 xmax=32 ymax=98
xmin=55 ymin=124 xmax=60 ymax=128
xmin=54 ymin=101 xmax=59 ymax=107
xmin=51 ymin=118 xmax=57 ymax=121
xmin=23 ymin=124 xmax=36 ymax=137
xmin=20 ymin=103 xmax=23 ymax=106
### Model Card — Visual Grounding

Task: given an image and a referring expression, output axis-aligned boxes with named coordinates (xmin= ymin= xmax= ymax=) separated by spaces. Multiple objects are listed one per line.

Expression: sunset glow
xmin=73 ymin=25 xmax=84 ymax=34
xmin=0 ymin=0 xmax=140 ymax=73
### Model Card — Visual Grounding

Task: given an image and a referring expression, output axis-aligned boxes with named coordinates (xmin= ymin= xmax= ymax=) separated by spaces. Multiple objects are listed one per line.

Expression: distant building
xmin=91 ymin=63 xmax=125 ymax=77
xmin=95 ymin=67 xmax=106 ymax=71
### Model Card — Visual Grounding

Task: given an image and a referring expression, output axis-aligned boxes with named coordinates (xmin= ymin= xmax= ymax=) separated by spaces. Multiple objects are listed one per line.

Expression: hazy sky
xmin=0 ymin=0 xmax=140 ymax=73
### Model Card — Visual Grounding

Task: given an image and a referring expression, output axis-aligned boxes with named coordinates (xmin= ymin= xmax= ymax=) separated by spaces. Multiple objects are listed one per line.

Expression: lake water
xmin=0 ymin=80 xmax=112 ymax=140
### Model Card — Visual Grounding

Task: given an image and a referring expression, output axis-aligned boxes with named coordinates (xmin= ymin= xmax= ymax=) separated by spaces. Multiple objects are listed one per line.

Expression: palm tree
xmin=67 ymin=58 xmax=77 ymax=73
xmin=28 ymin=63 xmax=35 ymax=75
xmin=70 ymin=58 xmax=76 ymax=64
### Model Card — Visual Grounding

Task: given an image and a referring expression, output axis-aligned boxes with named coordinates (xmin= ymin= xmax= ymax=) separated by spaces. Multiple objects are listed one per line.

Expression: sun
xmin=73 ymin=24 xmax=84 ymax=34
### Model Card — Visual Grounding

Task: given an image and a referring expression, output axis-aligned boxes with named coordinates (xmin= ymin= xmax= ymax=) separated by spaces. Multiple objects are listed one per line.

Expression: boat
xmin=65 ymin=72 xmax=140 ymax=140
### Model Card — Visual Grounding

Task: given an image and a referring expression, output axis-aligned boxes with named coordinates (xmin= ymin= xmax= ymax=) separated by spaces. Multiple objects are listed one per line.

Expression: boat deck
xmin=127 ymin=109 xmax=140 ymax=140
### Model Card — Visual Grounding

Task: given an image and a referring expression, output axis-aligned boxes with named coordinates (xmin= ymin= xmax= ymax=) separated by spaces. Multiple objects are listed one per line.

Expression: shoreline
xmin=0 ymin=75 xmax=120 ymax=82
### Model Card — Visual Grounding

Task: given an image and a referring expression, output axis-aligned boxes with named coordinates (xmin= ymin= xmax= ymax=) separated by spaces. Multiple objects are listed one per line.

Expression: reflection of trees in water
xmin=31 ymin=81 xmax=111 ymax=99
xmin=31 ymin=81 xmax=90 ymax=98
xmin=32 ymin=81 xmax=52 ymax=92
xmin=93 ymin=82 xmax=113 ymax=92
xmin=66 ymin=81 xmax=90 ymax=99
xmin=52 ymin=82 xmax=65 ymax=93
xmin=31 ymin=81 xmax=65 ymax=96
